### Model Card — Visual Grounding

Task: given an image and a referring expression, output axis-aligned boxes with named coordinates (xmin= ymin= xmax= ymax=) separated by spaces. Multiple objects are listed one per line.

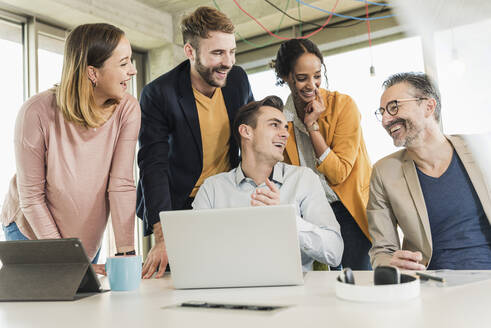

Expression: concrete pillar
xmin=147 ymin=43 xmax=185 ymax=82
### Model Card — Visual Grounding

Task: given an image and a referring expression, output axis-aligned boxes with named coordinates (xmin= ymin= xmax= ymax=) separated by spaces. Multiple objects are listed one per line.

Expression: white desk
xmin=0 ymin=271 xmax=489 ymax=328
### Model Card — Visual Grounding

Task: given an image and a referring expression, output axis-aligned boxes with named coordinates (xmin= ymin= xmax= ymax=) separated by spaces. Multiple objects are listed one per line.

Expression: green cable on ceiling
xmin=213 ymin=0 xmax=290 ymax=49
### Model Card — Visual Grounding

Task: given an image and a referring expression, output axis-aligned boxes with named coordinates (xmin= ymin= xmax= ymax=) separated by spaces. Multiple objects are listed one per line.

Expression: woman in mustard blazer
xmin=274 ymin=38 xmax=372 ymax=270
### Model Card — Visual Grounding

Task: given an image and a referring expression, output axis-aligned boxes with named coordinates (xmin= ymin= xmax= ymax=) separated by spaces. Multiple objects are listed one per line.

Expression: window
xmin=434 ymin=18 xmax=491 ymax=135
xmin=37 ymin=31 xmax=65 ymax=92
xmin=248 ymin=36 xmax=426 ymax=163
xmin=325 ymin=36 xmax=425 ymax=162
xmin=249 ymin=69 xmax=292 ymax=104
xmin=0 ymin=18 xmax=24 ymax=241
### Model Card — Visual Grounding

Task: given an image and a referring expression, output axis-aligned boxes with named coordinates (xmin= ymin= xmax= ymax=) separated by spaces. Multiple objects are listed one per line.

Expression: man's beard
xmin=385 ymin=118 xmax=421 ymax=147
xmin=195 ymin=54 xmax=230 ymax=88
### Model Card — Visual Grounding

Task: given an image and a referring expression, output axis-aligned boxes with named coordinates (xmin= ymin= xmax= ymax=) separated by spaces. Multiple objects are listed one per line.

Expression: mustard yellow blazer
xmin=283 ymin=89 xmax=372 ymax=239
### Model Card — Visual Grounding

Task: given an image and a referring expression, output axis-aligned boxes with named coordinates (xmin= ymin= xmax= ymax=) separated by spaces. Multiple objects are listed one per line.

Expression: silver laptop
xmin=160 ymin=204 xmax=304 ymax=289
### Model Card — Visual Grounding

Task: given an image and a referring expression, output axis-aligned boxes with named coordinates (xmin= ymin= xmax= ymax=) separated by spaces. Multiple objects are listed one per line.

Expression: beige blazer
xmin=367 ymin=135 xmax=491 ymax=268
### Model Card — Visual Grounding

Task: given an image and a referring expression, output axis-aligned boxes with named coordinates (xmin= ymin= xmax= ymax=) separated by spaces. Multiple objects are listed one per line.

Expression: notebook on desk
xmin=160 ymin=204 xmax=304 ymax=289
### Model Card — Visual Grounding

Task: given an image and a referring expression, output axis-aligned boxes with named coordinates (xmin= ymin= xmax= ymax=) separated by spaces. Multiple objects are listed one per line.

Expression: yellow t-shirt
xmin=190 ymin=87 xmax=231 ymax=197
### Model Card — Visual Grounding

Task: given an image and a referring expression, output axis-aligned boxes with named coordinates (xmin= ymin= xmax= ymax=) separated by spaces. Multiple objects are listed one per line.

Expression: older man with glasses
xmin=367 ymin=72 xmax=491 ymax=271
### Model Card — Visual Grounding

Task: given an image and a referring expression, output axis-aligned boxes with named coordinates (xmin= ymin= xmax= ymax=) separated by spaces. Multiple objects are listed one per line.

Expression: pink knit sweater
xmin=1 ymin=90 xmax=140 ymax=260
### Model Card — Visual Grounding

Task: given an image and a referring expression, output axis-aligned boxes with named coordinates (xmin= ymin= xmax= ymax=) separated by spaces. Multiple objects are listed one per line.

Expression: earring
xmin=90 ymin=78 xmax=96 ymax=87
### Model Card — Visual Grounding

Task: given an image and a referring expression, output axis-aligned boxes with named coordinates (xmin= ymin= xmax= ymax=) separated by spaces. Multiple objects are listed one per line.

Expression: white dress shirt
xmin=192 ymin=162 xmax=344 ymax=271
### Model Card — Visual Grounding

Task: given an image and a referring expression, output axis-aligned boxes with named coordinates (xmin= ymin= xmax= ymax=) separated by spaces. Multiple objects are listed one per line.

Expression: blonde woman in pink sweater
xmin=1 ymin=23 xmax=140 ymax=274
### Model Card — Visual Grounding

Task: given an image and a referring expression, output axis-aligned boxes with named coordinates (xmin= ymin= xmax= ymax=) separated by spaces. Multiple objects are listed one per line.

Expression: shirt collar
xmin=284 ymin=94 xmax=309 ymax=135
xmin=271 ymin=162 xmax=284 ymax=185
xmin=234 ymin=162 xmax=284 ymax=186
xmin=234 ymin=163 xmax=247 ymax=186
xmin=284 ymin=94 xmax=296 ymax=122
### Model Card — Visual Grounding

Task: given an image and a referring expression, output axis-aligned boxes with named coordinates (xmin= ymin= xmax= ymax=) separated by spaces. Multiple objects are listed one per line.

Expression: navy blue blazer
xmin=136 ymin=60 xmax=254 ymax=235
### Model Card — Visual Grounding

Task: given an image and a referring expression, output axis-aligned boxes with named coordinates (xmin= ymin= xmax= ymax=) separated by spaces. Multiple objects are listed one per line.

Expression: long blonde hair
xmin=56 ymin=23 xmax=124 ymax=128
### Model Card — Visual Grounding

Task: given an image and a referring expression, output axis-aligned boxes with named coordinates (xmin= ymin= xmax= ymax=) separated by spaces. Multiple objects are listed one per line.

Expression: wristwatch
xmin=115 ymin=250 xmax=136 ymax=256
xmin=307 ymin=121 xmax=320 ymax=132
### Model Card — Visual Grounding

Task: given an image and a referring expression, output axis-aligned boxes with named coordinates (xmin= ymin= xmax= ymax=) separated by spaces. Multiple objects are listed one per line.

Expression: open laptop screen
xmin=160 ymin=205 xmax=303 ymax=289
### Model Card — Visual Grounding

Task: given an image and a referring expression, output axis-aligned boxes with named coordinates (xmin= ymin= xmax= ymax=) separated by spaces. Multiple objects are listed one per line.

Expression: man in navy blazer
xmin=136 ymin=7 xmax=254 ymax=278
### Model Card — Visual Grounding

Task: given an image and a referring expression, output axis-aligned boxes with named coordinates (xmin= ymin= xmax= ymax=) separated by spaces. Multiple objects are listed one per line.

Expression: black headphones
xmin=337 ymin=266 xmax=417 ymax=285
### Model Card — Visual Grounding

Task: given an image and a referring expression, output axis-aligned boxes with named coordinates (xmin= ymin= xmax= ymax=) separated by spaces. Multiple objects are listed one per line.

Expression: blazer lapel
xmin=177 ymin=63 xmax=203 ymax=159
xmin=222 ymin=84 xmax=237 ymax=129
xmin=449 ymin=135 xmax=491 ymax=222
xmin=401 ymin=151 xmax=433 ymax=248
xmin=285 ymin=123 xmax=300 ymax=165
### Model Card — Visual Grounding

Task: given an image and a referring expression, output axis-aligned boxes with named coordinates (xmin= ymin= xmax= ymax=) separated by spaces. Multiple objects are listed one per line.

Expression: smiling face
xmin=285 ymin=52 xmax=322 ymax=105
xmin=246 ymin=106 xmax=289 ymax=164
xmin=380 ymin=82 xmax=427 ymax=148
xmin=191 ymin=31 xmax=236 ymax=89
xmin=92 ymin=36 xmax=136 ymax=103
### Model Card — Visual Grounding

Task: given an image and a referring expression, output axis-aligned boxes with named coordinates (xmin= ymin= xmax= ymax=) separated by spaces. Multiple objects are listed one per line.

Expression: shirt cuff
xmin=316 ymin=147 xmax=331 ymax=165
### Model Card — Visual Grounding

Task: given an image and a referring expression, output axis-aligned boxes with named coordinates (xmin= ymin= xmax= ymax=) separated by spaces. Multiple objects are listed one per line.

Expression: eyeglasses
xmin=375 ymin=97 xmax=428 ymax=121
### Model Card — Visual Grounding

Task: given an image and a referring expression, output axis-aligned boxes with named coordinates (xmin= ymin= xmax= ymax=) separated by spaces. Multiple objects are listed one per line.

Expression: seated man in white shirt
xmin=192 ymin=96 xmax=343 ymax=271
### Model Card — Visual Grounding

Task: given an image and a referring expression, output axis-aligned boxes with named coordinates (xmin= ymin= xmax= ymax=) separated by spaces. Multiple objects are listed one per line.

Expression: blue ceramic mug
xmin=105 ymin=255 xmax=142 ymax=291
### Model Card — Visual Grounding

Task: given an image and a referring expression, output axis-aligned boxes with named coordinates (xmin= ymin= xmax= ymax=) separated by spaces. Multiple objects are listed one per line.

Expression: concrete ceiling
xmin=0 ymin=0 xmax=390 ymax=49
xmin=137 ymin=0 xmax=384 ymax=39
xmin=0 ymin=0 xmax=173 ymax=49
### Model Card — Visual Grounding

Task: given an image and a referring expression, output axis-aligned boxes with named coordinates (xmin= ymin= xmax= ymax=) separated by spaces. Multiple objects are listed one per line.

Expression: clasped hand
xmin=251 ymin=178 xmax=280 ymax=206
